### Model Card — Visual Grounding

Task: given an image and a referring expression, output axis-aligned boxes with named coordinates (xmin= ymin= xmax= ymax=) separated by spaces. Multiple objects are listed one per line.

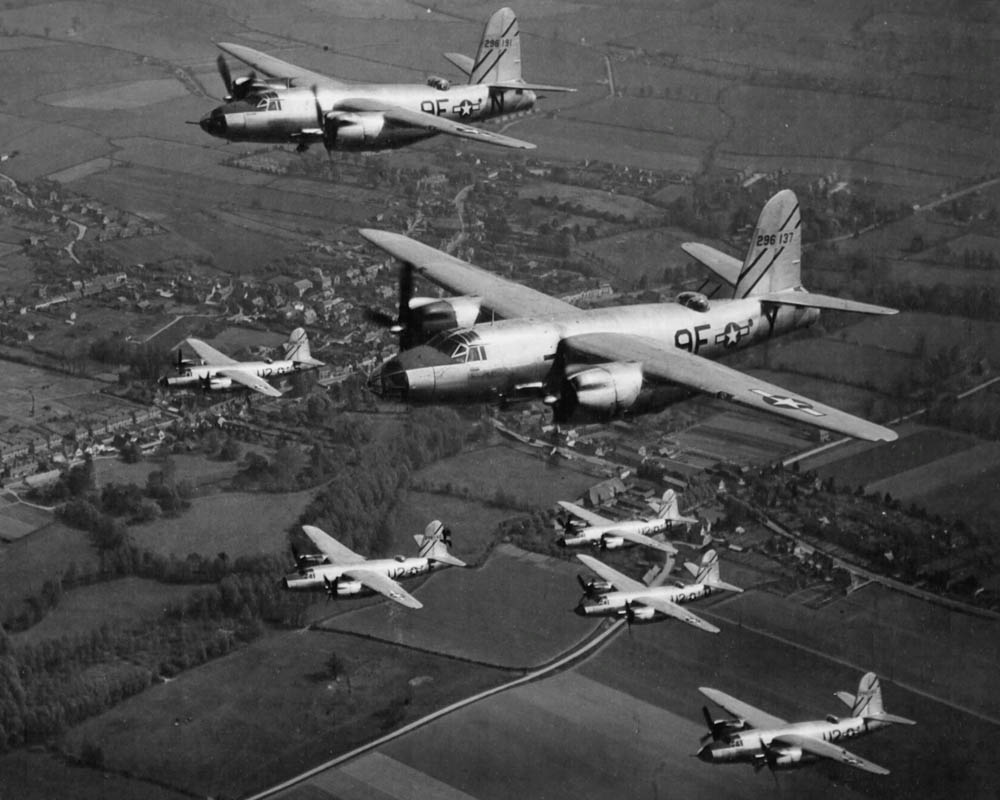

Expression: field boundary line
xmin=242 ymin=619 xmax=624 ymax=800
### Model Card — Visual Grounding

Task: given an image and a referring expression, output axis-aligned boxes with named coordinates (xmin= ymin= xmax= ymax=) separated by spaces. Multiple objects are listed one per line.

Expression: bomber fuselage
xmin=372 ymin=297 xmax=819 ymax=405
xmin=283 ymin=555 xmax=437 ymax=593
xmin=161 ymin=358 xmax=305 ymax=390
xmin=200 ymin=82 xmax=537 ymax=150
xmin=576 ymin=581 xmax=714 ymax=618
xmin=560 ymin=517 xmax=674 ymax=549
xmin=697 ymin=716 xmax=888 ymax=770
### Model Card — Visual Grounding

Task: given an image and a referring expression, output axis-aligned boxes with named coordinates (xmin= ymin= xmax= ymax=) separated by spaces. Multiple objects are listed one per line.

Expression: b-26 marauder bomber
xmin=159 ymin=328 xmax=323 ymax=397
xmin=283 ymin=520 xmax=466 ymax=609
xmin=557 ymin=489 xmax=694 ymax=552
xmin=199 ymin=8 xmax=574 ymax=153
xmin=361 ymin=189 xmax=899 ymax=442
xmin=696 ymin=672 xmax=916 ymax=775
xmin=574 ymin=550 xmax=741 ymax=633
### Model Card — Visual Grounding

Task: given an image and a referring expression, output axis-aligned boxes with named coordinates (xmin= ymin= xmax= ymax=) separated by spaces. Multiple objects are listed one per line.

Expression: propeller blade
xmin=216 ymin=54 xmax=233 ymax=95
xmin=363 ymin=306 xmax=397 ymax=328
xmin=396 ymin=261 xmax=415 ymax=348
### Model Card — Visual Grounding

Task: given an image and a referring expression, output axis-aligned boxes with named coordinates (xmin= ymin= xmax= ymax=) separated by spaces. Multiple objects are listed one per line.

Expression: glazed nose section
xmin=370 ymin=356 xmax=408 ymax=398
xmin=695 ymin=744 xmax=715 ymax=762
xmin=200 ymin=107 xmax=227 ymax=136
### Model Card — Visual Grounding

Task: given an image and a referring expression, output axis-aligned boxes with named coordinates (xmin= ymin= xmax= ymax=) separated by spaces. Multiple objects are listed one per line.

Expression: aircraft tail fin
xmin=653 ymin=489 xmax=698 ymax=524
xmin=284 ymin=328 xmax=323 ymax=366
xmin=849 ymin=672 xmax=916 ymax=725
xmin=415 ymin=520 xmax=466 ymax=567
xmin=734 ymin=189 xmax=802 ymax=299
xmin=469 ymin=7 xmax=522 ymax=85
xmin=685 ymin=549 xmax=743 ymax=593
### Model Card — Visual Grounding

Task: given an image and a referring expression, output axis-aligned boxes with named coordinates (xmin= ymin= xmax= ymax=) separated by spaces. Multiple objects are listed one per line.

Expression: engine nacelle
xmin=577 ymin=575 xmax=613 ymax=596
xmin=409 ymin=296 xmax=482 ymax=334
xmin=554 ymin=362 xmax=644 ymax=421
xmin=334 ymin=579 xmax=363 ymax=597
xmin=627 ymin=605 xmax=657 ymax=621
xmin=599 ymin=534 xmax=625 ymax=550
xmin=325 ymin=112 xmax=386 ymax=147
xmin=768 ymin=746 xmax=804 ymax=769
xmin=208 ymin=376 xmax=233 ymax=390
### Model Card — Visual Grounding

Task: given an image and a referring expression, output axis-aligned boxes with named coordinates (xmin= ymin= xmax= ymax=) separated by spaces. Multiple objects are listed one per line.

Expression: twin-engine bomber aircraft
xmin=199 ymin=7 xmax=574 ymax=153
xmin=557 ymin=489 xmax=694 ymax=552
xmin=159 ymin=328 xmax=323 ymax=397
xmin=283 ymin=520 xmax=466 ymax=609
xmin=362 ymin=189 xmax=899 ymax=442
xmin=574 ymin=550 xmax=741 ymax=633
xmin=696 ymin=672 xmax=916 ymax=774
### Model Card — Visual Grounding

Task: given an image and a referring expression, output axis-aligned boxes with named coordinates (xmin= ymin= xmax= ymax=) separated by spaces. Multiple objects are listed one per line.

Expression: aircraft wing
xmin=359 ymin=229 xmax=578 ymax=319
xmin=301 ymin=525 xmax=367 ymax=565
xmin=771 ymin=733 xmax=890 ymax=775
xmin=216 ymin=42 xmax=346 ymax=88
xmin=698 ymin=687 xmax=787 ymax=730
xmin=561 ymin=332 xmax=897 ymax=442
xmin=617 ymin=531 xmax=678 ymax=554
xmin=576 ymin=554 xmax=645 ymax=593
xmin=557 ymin=500 xmax=613 ymax=527
xmin=754 ymin=291 xmax=898 ymax=315
xmin=186 ymin=338 xmax=239 ymax=366
xmin=342 ymin=569 xmax=423 ymax=609
xmin=632 ymin=596 xmax=719 ymax=633
xmin=217 ymin=369 xmax=283 ymax=397
xmin=333 ymin=97 xmax=535 ymax=149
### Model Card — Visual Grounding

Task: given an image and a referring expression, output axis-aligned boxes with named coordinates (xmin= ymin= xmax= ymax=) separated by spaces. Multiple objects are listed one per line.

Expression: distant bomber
xmin=199 ymin=8 xmax=574 ymax=153
xmin=284 ymin=520 xmax=465 ymax=609
xmin=696 ymin=672 xmax=916 ymax=775
xmin=557 ymin=489 xmax=695 ymax=552
xmin=362 ymin=189 xmax=899 ymax=442
xmin=159 ymin=328 xmax=322 ymax=397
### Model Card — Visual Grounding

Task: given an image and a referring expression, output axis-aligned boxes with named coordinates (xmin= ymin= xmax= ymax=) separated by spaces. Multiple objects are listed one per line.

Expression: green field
xmin=0 ymin=520 xmax=97 ymax=604
xmin=62 ymin=628 xmax=509 ymax=798
xmin=129 ymin=489 xmax=315 ymax=558
xmin=10 ymin=577 xmax=198 ymax=647
xmin=319 ymin=545 xmax=600 ymax=668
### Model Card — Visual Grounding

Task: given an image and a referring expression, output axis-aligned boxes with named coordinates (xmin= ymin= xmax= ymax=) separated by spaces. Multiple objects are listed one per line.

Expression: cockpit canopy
xmin=677 ymin=291 xmax=711 ymax=312
xmin=250 ymin=90 xmax=282 ymax=110
xmin=426 ymin=329 xmax=486 ymax=363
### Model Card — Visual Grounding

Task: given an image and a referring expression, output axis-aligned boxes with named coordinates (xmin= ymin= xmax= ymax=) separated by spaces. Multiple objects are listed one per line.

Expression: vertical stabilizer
xmin=415 ymin=520 xmax=465 ymax=566
xmin=656 ymin=489 xmax=680 ymax=520
xmin=284 ymin=328 xmax=322 ymax=366
xmin=851 ymin=672 xmax=884 ymax=717
xmin=470 ymin=7 xmax=521 ymax=85
xmin=693 ymin=549 xmax=720 ymax=584
xmin=734 ymin=189 xmax=802 ymax=298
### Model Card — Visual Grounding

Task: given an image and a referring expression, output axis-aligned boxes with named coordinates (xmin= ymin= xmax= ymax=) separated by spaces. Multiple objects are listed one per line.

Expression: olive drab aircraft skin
xmin=282 ymin=520 xmax=466 ymax=609
xmin=199 ymin=8 xmax=574 ymax=153
xmin=159 ymin=328 xmax=323 ymax=397
xmin=362 ymin=189 xmax=900 ymax=442
xmin=696 ymin=672 xmax=916 ymax=775
xmin=574 ymin=550 xmax=742 ymax=633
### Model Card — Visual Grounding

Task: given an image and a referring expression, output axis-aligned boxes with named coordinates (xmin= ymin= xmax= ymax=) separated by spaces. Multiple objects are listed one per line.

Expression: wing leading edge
xmin=562 ymin=332 xmax=897 ymax=442
xmin=359 ymin=229 xmax=577 ymax=319
xmin=698 ymin=687 xmax=788 ymax=730
xmin=771 ymin=733 xmax=890 ymax=775
xmin=343 ymin=569 xmax=423 ymax=609
xmin=216 ymin=42 xmax=345 ymax=88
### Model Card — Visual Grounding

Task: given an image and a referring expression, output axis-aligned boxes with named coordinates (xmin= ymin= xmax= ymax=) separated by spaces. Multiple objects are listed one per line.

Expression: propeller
xmin=216 ymin=54 xmax=233 ymax=98
xmin=364 ymin=260 xmax=417 ymax=349
xmin=322 ymin=574 xmax=339 ymax=600
xmin=624 ymin=599 xmax=636 ymax=633
xmin=700 ymin=706 xmax=718 ymax=744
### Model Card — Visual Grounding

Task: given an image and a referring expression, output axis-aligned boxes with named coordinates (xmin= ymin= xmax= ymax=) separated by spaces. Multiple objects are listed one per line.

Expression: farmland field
xmin=62 ymin=628 xmax=510 ymax=799
xmin=920 ymin=464 xmax=1000 ymax=528
xmin=318 ymin=545 xmax=599 ymax=668
xmin=412 ymin=443 xmax=599 ymax=512
xmin=0 ymin=521 xmax=97 ymax=603
xmin=767 ymin=338 xmax=918 ymax=396
xmin=811 ymin=426 xmax=978 ymax=489
xmin=10 ymin=577 xmax=199 ymax=647
xmin=129 ymin=489 xmax=316 ymax=558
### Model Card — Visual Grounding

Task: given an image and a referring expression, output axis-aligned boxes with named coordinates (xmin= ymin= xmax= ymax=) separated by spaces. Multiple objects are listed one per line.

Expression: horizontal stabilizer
xmin=681 ymin=242 xmax=741 ymax=288
xmin=704 ymin=579 xmax=743 ymax=594
xmin=444 ymin=52 xmax=473 ymax=76
xmin=491 ymin=80 xmax=576 ymax=93
xmin=755 ymin=291 xmax=898 ymax=315
xmin=293 ymin=356 xmax=324 ymax=367
xmin=865 ymin=712 xmax=916 ymax=726
xmin=430 ymin=551 xmax=466 ymax=568
xmin=835 ymin=691 xmax=856 ymax=708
